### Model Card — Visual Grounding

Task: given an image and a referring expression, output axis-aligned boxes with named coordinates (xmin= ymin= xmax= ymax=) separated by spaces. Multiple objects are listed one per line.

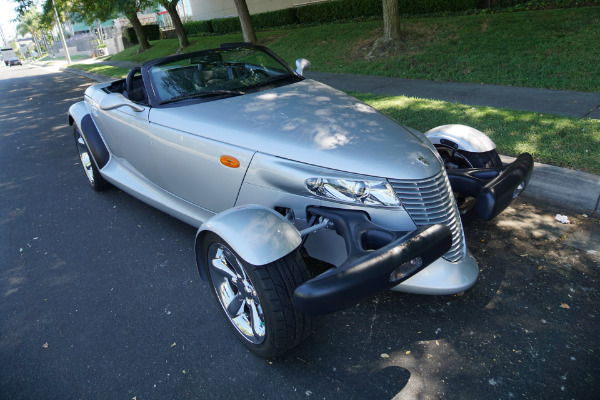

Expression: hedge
xmin=211 ymin=17 xmax=242 ymax=34
xmin=124 ymin=24 xmax=160 ymax=44
xmin=483 ymin=0 xmax=600 ymax=8
xmin=182 ymin=20 xmax=214 ymax=35
xmin=182 ymin=0 xmax=594 ymax=36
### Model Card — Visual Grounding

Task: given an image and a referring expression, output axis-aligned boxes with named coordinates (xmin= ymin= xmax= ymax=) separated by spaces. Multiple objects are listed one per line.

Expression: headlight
xmin=305 ymin=178 xmax=401 ymax=207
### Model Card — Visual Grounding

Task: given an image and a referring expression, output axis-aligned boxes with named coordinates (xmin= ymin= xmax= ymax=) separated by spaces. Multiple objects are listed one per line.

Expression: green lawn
xmin=354 ymin=93 xmax=600 ymax=175
xmin=107 ymin=6 xmax=600 ymax=92
xmin=68 ymin=63 xmax=130 ymax=78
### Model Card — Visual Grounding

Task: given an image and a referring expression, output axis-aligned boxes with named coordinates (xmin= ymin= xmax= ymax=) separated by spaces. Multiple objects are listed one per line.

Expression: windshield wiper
xmin=159 ymin=89 xmax=245 ymax=105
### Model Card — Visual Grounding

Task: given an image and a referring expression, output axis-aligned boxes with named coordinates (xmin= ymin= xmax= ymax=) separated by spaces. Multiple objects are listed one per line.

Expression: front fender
xmin=195 ymin=205 xmax=301 ymax=280
xmin=68 ymin=102 xmax=110 ymax=169
xmin=426 ymin=124 xmax=496 ymax=153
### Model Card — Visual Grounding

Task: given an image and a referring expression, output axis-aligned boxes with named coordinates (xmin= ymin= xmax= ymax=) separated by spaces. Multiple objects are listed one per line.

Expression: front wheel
xmin=435 ymin=145 xmax=502 ymax=224
xmin=203 ymin=232 xmax=312 ymax=358
xmin=73 ymin=125 xmax=109 ymax=191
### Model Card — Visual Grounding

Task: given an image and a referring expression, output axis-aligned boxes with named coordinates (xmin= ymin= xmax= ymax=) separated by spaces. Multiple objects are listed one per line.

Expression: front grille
xmin=389 ymin=170 xmax=464 ymax=262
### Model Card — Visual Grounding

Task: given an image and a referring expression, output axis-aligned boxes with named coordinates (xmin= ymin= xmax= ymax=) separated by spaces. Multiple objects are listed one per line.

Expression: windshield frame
xmin=141 ymin=43 xmax=302 ymax=108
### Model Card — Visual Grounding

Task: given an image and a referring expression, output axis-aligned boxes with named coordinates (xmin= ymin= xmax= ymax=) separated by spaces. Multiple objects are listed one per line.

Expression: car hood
xmin=149 ymin=79 xmax=441 ymax=180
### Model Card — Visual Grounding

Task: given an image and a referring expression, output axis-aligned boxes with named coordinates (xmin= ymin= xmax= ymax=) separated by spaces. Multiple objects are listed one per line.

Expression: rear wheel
xmin=203 ymin=232 xmax=312 ymax=358
xmin=435 ymin=145 xmax=502 ymax=224
xmin=73 ymin=125 xmax=109 ymax=191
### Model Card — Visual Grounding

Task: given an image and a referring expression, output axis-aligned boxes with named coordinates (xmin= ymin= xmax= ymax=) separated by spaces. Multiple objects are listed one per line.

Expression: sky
xmin=0 ymin=0 xmax=22 ymax=45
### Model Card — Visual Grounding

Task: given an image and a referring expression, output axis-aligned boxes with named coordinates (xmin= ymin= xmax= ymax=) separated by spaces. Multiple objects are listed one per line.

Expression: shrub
xmin=296 ymin=0 xmax=382 ymax=24
xmin=211 ymin=17 xmax=242 ymax=34
xmin=396 ymin=0 xmax=477 ymax=14
xmin=183 ymin=20 xmax=213 ymax=35
xmin=124 ymin=24 xmax=160 ymax=44
xmin=478 ymin=0 xmax=599 ymax=8
xmin=252 ymin=8 xmax=298 ymax=29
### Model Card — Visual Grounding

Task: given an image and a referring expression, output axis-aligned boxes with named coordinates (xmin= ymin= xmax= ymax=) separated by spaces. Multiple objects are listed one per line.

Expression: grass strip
xmin=354 ymin=93 xmax=600 ymax=174
xmin=108 ymin=7 xmax=600 ymax=92
xmin=68 ymin=64 xmax=130 ymax=78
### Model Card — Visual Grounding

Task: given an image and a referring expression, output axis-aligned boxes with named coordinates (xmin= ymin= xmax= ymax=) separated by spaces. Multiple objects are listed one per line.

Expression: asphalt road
xmin=1 ymin=64 xmax=599 ymax=400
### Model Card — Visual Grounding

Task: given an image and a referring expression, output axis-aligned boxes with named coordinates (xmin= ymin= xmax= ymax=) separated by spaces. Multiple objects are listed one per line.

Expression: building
xmin=188 ymin=0 xmax=328 ymax=21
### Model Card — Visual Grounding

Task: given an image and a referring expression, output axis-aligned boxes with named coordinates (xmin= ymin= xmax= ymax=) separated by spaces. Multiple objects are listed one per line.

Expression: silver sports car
xmin=69 ymin=43 xmax=533 ymax=357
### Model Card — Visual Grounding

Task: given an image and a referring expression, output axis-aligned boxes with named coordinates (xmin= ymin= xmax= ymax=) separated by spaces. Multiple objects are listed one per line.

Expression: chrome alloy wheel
xmin=75 ymin=134 xmax=95 ymax=185
xmin=208 ymin=243 xmax=266 ymax=344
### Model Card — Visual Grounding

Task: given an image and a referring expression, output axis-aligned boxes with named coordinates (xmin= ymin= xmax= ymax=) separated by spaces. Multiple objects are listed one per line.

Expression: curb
xmin=501 ymin=156 xmax=600 ymax=214
xmin=56 ymin=65 xmax=600 ymax=215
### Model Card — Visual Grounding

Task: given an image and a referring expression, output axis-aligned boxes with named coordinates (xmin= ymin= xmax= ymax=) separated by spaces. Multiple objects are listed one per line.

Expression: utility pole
xmin=53 ymin=0 xmax=71 ymax=65
xmin=0 ymin=25 xmax=6 ymax=48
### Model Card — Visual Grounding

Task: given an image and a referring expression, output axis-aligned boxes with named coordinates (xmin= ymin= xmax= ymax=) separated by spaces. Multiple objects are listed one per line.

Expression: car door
xmin=91 ymin=96 xmax=157 ymax=182
xmin=148 ymin=107 xmax=255 ymax=214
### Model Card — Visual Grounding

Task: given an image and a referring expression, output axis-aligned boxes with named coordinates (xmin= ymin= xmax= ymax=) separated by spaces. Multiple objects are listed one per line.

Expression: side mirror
xmin=99 ymin=93 xmax=145 ymax=112
xmin=295 ymin=58 xmax=312 ymax=76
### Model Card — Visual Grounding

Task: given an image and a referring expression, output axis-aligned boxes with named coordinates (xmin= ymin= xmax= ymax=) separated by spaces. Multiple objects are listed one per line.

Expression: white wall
xmin=188 ymin=0 xmax=329 ymax=21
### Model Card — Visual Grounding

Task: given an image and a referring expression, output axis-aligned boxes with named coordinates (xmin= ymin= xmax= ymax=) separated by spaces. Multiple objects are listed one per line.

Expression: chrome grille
xmin=389 ymin=170 xmax=464 ymax=262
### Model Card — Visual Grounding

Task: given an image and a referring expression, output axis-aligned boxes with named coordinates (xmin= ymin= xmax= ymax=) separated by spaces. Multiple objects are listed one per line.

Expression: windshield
xmin=149 ymin=46 xmax=297 ymax=104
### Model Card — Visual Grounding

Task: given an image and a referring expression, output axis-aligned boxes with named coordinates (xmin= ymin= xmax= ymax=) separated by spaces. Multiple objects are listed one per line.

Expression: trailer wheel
xmin=203 ymin=232 xmax=312 ymax=358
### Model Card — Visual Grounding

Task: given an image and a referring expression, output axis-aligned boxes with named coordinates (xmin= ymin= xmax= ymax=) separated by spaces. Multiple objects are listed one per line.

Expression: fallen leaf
xmin=170 ymin=342 xmax=176 ymax=348
xmin=560 ymin=303 xmax=570 ymax=309
xmin=42 ymin=342 xmax=49 ymax=349
xmin=380 ymin=353 xmax=390 ymax=358
xmin=538 ymin=266 xmax=544 ymax=271
xmin=405 ymin=351 xmax=411 ymax=355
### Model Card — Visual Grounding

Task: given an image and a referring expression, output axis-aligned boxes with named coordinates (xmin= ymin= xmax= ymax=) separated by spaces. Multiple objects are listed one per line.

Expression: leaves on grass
xmin=560 ymin=303 xmax=570 ymax=309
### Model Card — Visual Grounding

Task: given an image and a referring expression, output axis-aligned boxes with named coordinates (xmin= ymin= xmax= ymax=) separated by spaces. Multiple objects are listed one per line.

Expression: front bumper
xmin=293 ymin=207 xmax=453 ymax=315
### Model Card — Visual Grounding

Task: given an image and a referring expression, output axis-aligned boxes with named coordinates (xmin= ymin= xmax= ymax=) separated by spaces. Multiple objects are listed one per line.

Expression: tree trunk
xmin=382 ymin=0 xmax=400 ymax=41
xmin=366 ymin=0 xmax=401 ymax=59
xmin=32 ymin=33 xmax=43 ymax=57
xmin=162 ymin=1 xmax=189 ymax=53
xmin=127 ymin=11 xmax=151 ymax=53
xmin=233 ymin=0 xmax=257 ymax=44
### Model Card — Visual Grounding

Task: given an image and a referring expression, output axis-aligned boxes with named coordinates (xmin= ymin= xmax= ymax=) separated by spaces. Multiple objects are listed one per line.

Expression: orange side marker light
xmin=220 ymin=155 xmax=240 ymax=168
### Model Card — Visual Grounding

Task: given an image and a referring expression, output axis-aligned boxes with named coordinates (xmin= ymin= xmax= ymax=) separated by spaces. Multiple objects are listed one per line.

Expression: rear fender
xmin=68 ymin=102 xmax=110 ymax=169
xmin=195 ymin=205 xmax=302 ymax=280
xmin=426 ymin=124 xmax=496 ymax=153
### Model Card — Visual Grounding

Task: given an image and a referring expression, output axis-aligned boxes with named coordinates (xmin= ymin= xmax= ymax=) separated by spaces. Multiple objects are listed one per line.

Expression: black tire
xmin=203 ymin=232 xmax=312 ymax=358
xmin=435 ymin=145 xmax=502 ymax=224
xmin=73 ymin=125 xmax=110 ymax=191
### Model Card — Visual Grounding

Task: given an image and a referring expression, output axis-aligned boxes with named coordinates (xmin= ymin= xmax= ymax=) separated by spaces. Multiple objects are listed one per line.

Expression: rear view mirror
xmin=295 ymin=58 xmax=312 ymax=76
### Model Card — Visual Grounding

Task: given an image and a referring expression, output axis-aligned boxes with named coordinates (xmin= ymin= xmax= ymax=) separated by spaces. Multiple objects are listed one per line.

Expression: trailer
xmin=1 ymin=48 xmax=17 ymax=66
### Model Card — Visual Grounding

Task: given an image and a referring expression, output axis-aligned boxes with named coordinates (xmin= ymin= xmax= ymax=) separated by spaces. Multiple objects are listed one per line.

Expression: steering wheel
xmin=125 ymin=67 xmax=142 ymax=99
xmin=249 ymin=68 xmax=270 ymax=79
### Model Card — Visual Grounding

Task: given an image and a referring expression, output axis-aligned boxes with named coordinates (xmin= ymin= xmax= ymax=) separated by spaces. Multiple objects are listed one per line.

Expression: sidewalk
xmin=52 ymin=59 xmax=600 ymax=214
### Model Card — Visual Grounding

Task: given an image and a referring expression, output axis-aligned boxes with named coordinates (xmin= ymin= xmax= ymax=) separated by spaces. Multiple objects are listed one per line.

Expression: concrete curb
xmin=55 ymin=64 xmax=600 ymax=215
xmin=501 ymin=156 xmax=600 ymax=214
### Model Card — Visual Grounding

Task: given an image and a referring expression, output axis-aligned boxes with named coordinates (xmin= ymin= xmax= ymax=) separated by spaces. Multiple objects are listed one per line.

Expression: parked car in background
xmin=68 ymin=43 xmax=533 ymax=357
xmin=8 ymin=57 xmax=22 ymax=66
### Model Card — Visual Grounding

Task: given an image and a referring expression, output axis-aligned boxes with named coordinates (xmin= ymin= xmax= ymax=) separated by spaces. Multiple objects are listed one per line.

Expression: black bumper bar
xmin=293 ymin=210 xmax=452 ymax=316
xmin=447 ymin=153 xmax=534 ymax=220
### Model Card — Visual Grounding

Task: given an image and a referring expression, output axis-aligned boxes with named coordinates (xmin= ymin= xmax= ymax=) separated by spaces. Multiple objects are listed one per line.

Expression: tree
xmin=234 ymin=0 xmax=257 ymax=44
xmin=68 ymin=0 xmax=153 ymax=54
xmin=17 ymin=9 xmax=44 ymax=57
xmin=159 ymin=0 xmax=189 ymax=53
xmin=367 ymin=0 xmax=401 ymax=59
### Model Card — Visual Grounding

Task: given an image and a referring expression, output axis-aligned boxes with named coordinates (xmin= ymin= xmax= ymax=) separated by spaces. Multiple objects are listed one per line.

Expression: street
xmin=1 ymin=64 xmax=598 ymax=400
